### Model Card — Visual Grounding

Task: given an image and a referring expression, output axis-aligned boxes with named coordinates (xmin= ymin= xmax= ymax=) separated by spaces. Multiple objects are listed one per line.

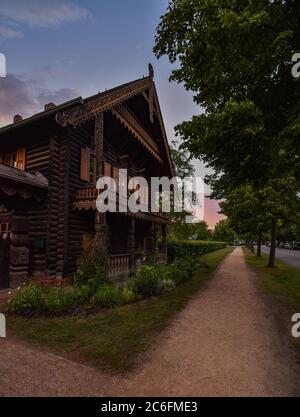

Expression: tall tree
xmin=213 ymin=220 xmax=237 ymax=244
xmin=155 ymin=0 xmax=300 ymax=266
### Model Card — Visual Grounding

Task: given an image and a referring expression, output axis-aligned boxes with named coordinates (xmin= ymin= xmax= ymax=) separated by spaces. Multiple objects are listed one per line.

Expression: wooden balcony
xmin=73 ymin=186 xmax=169 ymax=222
xmin=75 ymin=186 xmax=98 ymax=200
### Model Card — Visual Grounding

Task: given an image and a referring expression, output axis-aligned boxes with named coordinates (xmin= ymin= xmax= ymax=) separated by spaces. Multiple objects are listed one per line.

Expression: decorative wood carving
xmin=56 ymin=77 xmax=151 ymax=128
xmin=0 ymin=185 xmax=32 ymax=199
xmin=112 ymin=104 xmax=162 ymax=163
xmin=148 ymin=63 xmax=154 ymax=123
xmin=94 ymin=113 xmax=104 ymax=178
xmin=153 ymin=87 xmax=175 ymax=177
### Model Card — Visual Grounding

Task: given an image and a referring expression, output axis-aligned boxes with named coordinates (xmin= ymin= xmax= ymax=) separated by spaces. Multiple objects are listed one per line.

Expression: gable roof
xmin=0 ymin=65 xmax=174 ymax=176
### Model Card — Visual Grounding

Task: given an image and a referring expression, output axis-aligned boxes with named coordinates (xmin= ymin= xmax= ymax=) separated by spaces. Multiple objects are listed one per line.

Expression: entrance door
xmin=0 ymin=236 xmax=10 ymax=289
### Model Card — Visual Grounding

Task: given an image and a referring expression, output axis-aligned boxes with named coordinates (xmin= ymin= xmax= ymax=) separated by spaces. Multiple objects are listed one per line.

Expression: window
xmin=0 ymin=222 xmax=11 ymax=239
xmin=80 ymin=147 xmax=90 ymax=182
xmin=16 ymin=148 xmax=26 ymax=170
xmin=103 ymin=161 xmax=112 ymax=177
xmin=0 ymin=148 xmax=26 ymax=170
xmin=80 ymin=147 xmax=97 ymax=183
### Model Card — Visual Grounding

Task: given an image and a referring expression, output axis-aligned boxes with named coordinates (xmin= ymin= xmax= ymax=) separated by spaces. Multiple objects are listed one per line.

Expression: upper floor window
xmin=0 ymin=222 xmax=11 ymax=239
xmin=0 ymin=148 xmax=26 ymax=171
xmin=80 ymin=147 xmax=96 ymax=183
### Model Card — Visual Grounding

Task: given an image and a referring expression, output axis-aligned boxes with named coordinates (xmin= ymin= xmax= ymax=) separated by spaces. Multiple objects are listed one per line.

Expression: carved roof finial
xmin=148 ymin=63 xmax=154 ymax=80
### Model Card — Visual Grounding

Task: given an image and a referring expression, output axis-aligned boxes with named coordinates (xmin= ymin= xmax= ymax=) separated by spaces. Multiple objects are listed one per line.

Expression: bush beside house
xmin=8 ymin=240 xmax=226 ymax=316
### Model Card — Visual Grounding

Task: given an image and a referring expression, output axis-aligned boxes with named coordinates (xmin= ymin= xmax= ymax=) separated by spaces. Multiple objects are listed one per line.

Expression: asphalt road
xmin=261 ymin=246 xmax=300 ymax=270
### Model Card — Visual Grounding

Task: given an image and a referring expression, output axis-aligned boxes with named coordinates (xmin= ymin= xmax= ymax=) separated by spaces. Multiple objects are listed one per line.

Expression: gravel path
xmin=0 ymin=248 xmax=299 ymax=397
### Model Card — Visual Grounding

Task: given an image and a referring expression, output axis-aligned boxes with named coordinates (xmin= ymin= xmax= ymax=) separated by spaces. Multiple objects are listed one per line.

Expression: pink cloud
xmin=0 ymin=74 xmax=77 ymax=126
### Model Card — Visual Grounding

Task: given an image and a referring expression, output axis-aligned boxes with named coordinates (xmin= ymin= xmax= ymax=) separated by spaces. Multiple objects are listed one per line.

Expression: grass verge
xmin=8 ymin=247 xmax=233 ymax=374
xmin=243 ymin=248 xmax=300 ymax=357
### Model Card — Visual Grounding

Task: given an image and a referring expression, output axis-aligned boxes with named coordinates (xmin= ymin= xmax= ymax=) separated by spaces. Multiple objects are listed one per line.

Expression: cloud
xmin=0 ymin=0 xmax=90 ymax=28
xmin=0 ymin=25 xmax=23 ymax=40
xmin=0 ymin=74 xmax=77 ymax=126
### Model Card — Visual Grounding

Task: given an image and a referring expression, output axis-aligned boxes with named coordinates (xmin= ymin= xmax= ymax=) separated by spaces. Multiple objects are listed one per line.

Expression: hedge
xmin=168 ymin=240 xmax=227 ymax=261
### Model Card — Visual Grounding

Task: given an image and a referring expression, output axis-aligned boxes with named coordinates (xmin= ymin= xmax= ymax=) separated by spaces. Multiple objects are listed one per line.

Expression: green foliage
xmin=168 ymin=240 xmax=226 ymax=260
xmin=8 ymin=248 xmax=233 ymax=373
xmin=120 ymin=287 xmax=137 ymax=304
xmin=213 ymin=220 xmax=238 ymax=244
xmin=155 ymin=1 xmax=300 ymax=267
xmin=132 ymin=266 xmax=162 ymax=297
xmin=8 ymin=284 xmax=85 ymax=316
xmin=168 ymin=220 xmax=212 ymax=241
xmin=8 ymin=241 xmax=228 ymax=316
xmin=159 ymin=279 xmax=176 ymax=292
xmin=95 ymin=284 xmax=122 ymax=308
xmin=42 ymin=287 xmax=83 ymax=316
xmin=171 ymin=139 xmax=195 ymax=179
xmin=74 ymin=247 xmax=108 ymax=293
xmin=8 ymin=283 xmax=44 ymax=314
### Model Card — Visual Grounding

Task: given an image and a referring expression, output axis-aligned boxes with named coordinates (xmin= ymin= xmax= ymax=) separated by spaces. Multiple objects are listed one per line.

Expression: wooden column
xmin=162 ymin=223 xmax=168 ymax=264
xmin=46 ymin=137 xmax=61 ymax=279
xmin=146 ymin=222 xmax=155 ymax=252
xmin=95 ymin=212 xmax=108 ymax=245
xmin=94 ymin=113 xmax=104 ymax=179
xmin=94 ymin=114 xmax=107 ymax=256
xmin=128 ymin=217 xmax=136 ymax=271
xmin=57 ymin=136 xmax=70 ymax=279
xmin=10 ymin=211 xmax=30 ymax=288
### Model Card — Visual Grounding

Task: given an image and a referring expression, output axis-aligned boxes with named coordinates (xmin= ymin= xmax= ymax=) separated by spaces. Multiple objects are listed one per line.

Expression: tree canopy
xmin=155 ymin=0 xmax=300 ymax=266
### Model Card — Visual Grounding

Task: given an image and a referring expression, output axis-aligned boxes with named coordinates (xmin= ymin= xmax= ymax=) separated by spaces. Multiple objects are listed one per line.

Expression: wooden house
xmin=0 ymin=65 xmax=173 ymax=289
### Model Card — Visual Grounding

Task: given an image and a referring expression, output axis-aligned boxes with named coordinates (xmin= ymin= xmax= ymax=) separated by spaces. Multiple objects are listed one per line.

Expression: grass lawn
xmin=243 ymin=248 xmax=300 ymax=356
xmin=8 ymin=247 xmax=233 ymax=374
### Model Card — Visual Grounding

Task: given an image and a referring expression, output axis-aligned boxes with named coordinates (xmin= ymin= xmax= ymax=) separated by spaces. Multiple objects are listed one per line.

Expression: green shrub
xmin=74 ymin=243 xmax=109 ymax=293
xmin=8 ymin=283 xmax=44 ymax=314
xmin=168 ymin=240 xmax=226 ymax=261
xmin=42 ymin=287 xmax=83 ymax=316
xmin=159 ymin=278 xmax=176 ymax=292
xmin=120 ymin=287 xmax=136 ymax=304
xmin=132 ymin=266 xmax=161 ymax=297
xmin=154 ymin=265 xmax=173 ymax=281
xmin=8 ymin=284 xmax=87 ymax=316
xmin=95 ymin=284 xmax=121 ymax=308
xmin=74 ymin=262 xmax=107 ymax=294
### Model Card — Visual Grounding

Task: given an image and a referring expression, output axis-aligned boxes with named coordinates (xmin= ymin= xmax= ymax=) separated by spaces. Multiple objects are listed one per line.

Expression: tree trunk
xmin=250 ymin=240 xmax=255 ymax=253
xmin=257 ymin=231 xmax=262 ymax=257
xmin=268 ymin=219 xmax=277 ymax=268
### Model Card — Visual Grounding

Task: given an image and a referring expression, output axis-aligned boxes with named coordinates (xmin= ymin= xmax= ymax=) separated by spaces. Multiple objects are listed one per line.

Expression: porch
xmin=0 ymin=164 xmax=48 ymax=289
xmin=73 ymin=187 xmax=169 ymax=279
xmin=100 ymin=212 xmax=168 ymax=278
xmin=108 ymin=250 xmax=167 ymax=278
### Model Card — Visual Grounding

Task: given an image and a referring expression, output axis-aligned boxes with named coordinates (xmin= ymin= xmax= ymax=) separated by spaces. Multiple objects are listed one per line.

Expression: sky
xmin=0 ymin=0 xmax=224 ymax=228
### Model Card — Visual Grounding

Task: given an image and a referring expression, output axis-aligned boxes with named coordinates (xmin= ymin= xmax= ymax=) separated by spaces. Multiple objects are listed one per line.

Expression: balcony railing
xmin=75 ymin=187 xmax=98 ymax=200
xmin=108 ymin=254 xmax=130 ymax=278
xmin=74 ymin=186 xmax=169 ymax=219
